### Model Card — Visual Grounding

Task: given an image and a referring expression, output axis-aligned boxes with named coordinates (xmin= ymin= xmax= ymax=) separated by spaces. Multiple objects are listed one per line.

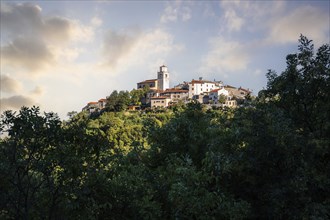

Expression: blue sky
xmin=1 ymin=0 xmax=329 ymax=119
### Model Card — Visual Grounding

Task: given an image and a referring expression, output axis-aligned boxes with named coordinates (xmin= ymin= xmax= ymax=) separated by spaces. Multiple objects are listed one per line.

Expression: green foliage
xmin=130 ymin=86 xmax=149 ymax=106
xmin=1 ymin=36 xmax=329 ymax=219
xmin=106 ymin=90 xmax=131 ymax=112
xmin=263 ymin=35 xmax=330 ymax=138
xmin=218 ymin=94 xmax=227 ymax=104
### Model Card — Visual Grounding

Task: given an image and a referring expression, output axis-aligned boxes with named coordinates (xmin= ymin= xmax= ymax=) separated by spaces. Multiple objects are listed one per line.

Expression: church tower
xmin=157 ymin=65 xmax=170 ymax=91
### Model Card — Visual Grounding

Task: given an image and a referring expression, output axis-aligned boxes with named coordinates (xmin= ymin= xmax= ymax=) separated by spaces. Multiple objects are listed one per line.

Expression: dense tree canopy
xmin=1 ymin=36 xmax=329 ymax=219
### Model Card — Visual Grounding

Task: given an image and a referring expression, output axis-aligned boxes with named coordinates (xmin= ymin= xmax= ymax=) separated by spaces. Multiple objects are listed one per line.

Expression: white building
xmin=137 ymin=65 xmax=170 ymax=91
xmin=98 ymin=99 xmax=107 ymax=109
xmin=157 ymin=65 xmax=170 ymax=91
xmin=137 ymin=79 xmax=158 ymax=90
xmin=188 ymin=78 xmax=221 ymax=98
xmin=150 ymin=96 xmax=172 ymax=108
xmin=209 ymin=88 xmax=230 ymax=104
xmin=160 ymin=89 xmax=188 ymax=102
xmin=82 ymin=102 xmax=99 ymax=113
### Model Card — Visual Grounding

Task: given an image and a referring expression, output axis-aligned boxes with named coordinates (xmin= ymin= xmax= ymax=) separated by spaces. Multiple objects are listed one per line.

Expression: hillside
xmin=1 ymin=36 xmax=329 ymax=219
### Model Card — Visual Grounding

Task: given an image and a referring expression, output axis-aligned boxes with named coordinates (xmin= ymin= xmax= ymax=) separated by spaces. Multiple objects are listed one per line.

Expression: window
xmin=162 ymin=101 xmax=164 ymax=103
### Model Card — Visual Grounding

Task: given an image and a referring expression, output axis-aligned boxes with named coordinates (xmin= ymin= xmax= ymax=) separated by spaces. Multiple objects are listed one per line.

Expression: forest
xmin=0 ymin=36 xmax=329 ymax=219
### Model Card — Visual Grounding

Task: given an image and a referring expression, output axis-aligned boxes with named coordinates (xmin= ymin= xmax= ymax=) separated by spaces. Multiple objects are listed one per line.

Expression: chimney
xmin=199 ymin=77 xmax=203 ymax=81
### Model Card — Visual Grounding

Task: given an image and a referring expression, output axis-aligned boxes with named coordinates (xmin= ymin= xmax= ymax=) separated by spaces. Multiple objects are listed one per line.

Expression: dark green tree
xmin=263 ymin=35 xmax=330 ymax=138
xmin=106 ymin=90 xmax=130 ymax=112
xmin=0 ymin=107 xmax=64 ymax=219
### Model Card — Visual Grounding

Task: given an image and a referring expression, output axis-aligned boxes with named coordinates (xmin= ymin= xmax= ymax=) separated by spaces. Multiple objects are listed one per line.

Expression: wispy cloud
xmin=160 ymin=1 xmax=192 ymax=23
xmin=267 ymin=5 xmax=329 ymax=45
xmin=220 ymin=1 xmax=285 ymax=34
xmin=101 ymin=27 xmax=183 ymax=71
xmin=199 ymin=37 xmax=250 ymax=75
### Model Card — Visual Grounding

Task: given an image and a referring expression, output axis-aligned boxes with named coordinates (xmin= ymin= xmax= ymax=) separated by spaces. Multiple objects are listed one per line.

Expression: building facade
xmin=209 ymin=88 xmax=230 ymax=104
xmin=160 ymin=89 xmax=189 ymax=102
xmin=188 ymin=78 xmax=221 ymax=98
xmin=157 ymin=65 xmax=170 ymax=91
xmin=150 ymin=96 xmax=171 ymax=108
xmin=137 ymin=65 xmax=170 ymax=91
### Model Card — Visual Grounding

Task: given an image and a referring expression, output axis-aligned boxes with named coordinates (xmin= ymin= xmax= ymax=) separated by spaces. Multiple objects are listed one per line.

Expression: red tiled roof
xmin=149 ymin=89 xmax=163 ymax=93
xmin=162 ymin=89 xmax=188 ymax=93
xmin=98 ymin=98 xmax=107 ymax=102
xmin=151 ymin=96 xmax=170 ymax=99
xmin=88 ymin=102 xmax=98 ymax=105
xmin=210 ymin=89 xmax=221 ymax=93
xmin=190 ymin=79 xmax=215 ymax=85
xmin=137 ymin=79 xmax=157 ymax=84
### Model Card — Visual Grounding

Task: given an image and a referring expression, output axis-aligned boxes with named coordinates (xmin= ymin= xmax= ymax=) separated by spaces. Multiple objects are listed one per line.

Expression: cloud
xmin=102 ymin=28 xmax=141 ymax=68
xmin=0 ymin=2 xmax=43 ymax=37
xmin=219 ymin=1 xmax=285 ymax=33
xmin=0 ymin=2 xmax=96 ymax=73
xmin=160 ymin=1 xmax=192 ymax=23
xmin=0 ymin=75 xmax=22 ymax=94
xmin=101 ymin=28 xmax=183 ymax=70
xmin=91 ymin=16 xmax=103 ymax=27
xmin=224 ymin=9 xmax=244 ymax=32
xmin=0 ymin=95 xmax=36 ymax=111
xmin=219 ymin=2 xmax=328 ymax=45
xmin=30 ymin=86 xmax=44 ymax=96
xmin=267 ymin=5 xmax=329 ymax=45
xmin=1 ymin=37 xmax=54 ymax=71
xmin=199 ymin=37 xmax=250 ymax=75
xmin=42 ymin=17 xmax=72 ymax=44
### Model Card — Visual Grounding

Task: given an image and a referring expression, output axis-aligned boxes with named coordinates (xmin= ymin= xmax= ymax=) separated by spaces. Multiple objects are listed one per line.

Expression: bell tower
xmin=157 ymin=65 xmax=170 ymax=91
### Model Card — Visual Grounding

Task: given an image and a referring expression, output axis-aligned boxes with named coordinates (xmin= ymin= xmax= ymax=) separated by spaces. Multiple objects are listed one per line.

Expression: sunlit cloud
xmin=267 ymin=5 xmax=329 ymax=45
xmin=101 ymin=28 xmax=183 ymax=71
xmin=30 ymin=86 xmax=44 ymax=96
xmin=1 ymin=75 xmax=22 ymax=94
xmin=101 ymin=28 xmax=142 ymax=69
xmin=199 ymin=37 xmax=250 ymax=75
xmin=1 ymin=2 xmax=96 ymax=74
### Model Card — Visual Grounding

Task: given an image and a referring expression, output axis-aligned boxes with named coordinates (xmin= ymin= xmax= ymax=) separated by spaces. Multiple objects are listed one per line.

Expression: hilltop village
xmin=83 ymin=65 xmax=252 ymax=113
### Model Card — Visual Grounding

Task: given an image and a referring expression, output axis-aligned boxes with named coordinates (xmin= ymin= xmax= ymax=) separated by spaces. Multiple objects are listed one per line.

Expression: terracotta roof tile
xmin=151 ymin=96 xmax=170 ymax=99
xmin=88 ymin=102 xmax=98 ymax=105
xmin=210 ymin=89 xmax=221 ymax=93
xmin=137 ymin=79 xmax=158 ymax=84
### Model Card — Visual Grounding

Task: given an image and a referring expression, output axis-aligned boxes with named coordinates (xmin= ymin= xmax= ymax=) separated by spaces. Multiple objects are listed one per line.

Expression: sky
xmin=1 ymin=0 xmax=329 ymax=119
